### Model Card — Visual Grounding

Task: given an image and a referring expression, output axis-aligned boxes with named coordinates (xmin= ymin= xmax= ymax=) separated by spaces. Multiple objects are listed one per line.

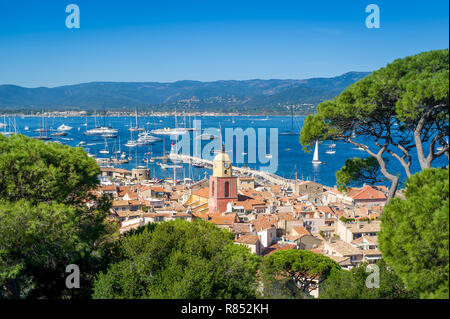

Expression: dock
xmin=169 ymin=154 xmax=296 ymax=188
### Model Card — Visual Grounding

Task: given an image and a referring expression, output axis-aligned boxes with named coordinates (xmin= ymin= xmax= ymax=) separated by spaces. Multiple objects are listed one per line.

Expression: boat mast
xmin=291 ymin=105 xmax=294 ymax=132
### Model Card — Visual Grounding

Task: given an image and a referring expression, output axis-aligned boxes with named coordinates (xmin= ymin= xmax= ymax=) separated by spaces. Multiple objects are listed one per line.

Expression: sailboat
xmin=129 ymin=109 xmax=144 ymax=132
xmin=84 ymin=111 xmax=118 ymax=136
xmin=34 ymin=112 xmax=52 ymax=140
xmin=114 ymin=137 xmax=122 ymax=154
xmin=125 ymin=130 xmax=138 ymax=148
xmin=99 ymin=138 xmax=110 ymax=154
xmin=312 ymin=140 xmax=322 ymax=164
xmin=280 ymin=105 xmax=299 ymax=135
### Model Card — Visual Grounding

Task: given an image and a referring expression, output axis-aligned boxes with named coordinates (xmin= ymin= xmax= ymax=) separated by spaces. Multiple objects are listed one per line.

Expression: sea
xmin=3 ymin=115 xmax=448 ymax=188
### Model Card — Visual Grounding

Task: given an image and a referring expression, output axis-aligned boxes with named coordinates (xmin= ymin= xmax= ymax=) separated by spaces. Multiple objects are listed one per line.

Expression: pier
xmin=169 ymin=154 xmax=296 ymax=188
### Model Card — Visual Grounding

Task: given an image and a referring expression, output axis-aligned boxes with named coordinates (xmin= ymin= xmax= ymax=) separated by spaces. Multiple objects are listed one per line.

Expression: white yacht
xmin=195 ymin=133 xmax=218 ymax=140
xmin=137 ymin=131 xmax=162 ymax=145
xmin=150 ymin=127 xmax=188 ymax=136
xmin=57 ymin=124 xmax=73 ymax=131
xmin=84 ymin=127 xmax=118 ymax=136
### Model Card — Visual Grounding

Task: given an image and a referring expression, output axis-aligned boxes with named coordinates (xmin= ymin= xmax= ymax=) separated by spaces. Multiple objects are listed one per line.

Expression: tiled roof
xmin=262 ymin=242 xmax=296 ymax=256
xmin=235 ymin=233 xmax=260 ymax=245
xmin=348 ymin=185 xmax=386 ymax=201
xmin=209 ymin=213 xmax=236 ymax=225
xmin=193 ymin=187 xmax=210 ymax=198
xmin=326 ymin=239 xmax=362 ymax=256
xmin=292 ymin=226 xmax=311 ymax=237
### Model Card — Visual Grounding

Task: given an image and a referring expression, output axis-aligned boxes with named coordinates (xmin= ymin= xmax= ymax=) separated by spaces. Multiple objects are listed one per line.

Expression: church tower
xmin=209 ymin=146 xmax=237 ymax=213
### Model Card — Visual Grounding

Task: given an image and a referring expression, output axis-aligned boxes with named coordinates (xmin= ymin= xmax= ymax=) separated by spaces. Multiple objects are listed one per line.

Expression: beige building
xmin=132 ymin=167 xmax=150 ymax=181
xmin=234 ymin=233 xmax=263 ymax=255
xmin=336 ymin=220 xmax=381 ymax=244
xmin=238 ymin=176 xmax=255 ymax=190
xmin=294 ymin=181 xmax=324 ymax=204
xmin=324 ymin=239 xmax=363 ymax=269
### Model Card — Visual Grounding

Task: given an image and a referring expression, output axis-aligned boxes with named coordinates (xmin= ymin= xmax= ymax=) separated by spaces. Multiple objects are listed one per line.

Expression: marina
xmin=0 ymin=114 xmax=442 ymax=187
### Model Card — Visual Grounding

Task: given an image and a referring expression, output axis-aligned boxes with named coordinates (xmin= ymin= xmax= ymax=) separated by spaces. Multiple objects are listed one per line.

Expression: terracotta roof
xmin=262 ymin=242 xmax=296 ymax=256
xmin=209 ymin=213 xmax=236 ymax=226
xmin=235 ymin=233 xmax=260 ymax=245
xmin=100 ymin=185 xmax=117 ymax=191
xmin=292 ymin=226 xmax=311 ymax=237
xmin=231 ymin=223 xmax=252 ymax=234
xmin=316 ymin=206 xmax=334 ymax=215
xmin=348 ymin=185 xmax=386 ymax=201
xmin=151 ymin=186 xmax=166 ymax=193
xmin=112 ymin=200 xmax=131 ymax=207
xmin=193 ymin=187 xmax=210 ymax=198
xmin=252 ymin=217 xmax=276 ymax=232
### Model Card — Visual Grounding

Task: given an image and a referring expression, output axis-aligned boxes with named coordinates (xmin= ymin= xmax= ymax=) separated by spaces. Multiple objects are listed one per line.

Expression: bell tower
xmin=209 ymin=146 xmax=237 ymax=213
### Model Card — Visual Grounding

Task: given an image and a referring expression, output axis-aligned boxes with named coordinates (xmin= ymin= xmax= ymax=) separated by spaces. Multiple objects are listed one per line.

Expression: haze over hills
xmin=0 ymin=71 xmax=370 ymax=114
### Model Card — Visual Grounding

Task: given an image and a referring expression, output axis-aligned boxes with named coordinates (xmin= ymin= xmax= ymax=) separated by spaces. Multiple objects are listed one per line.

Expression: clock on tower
xmin=208 ymin=147 xmax=237 ymax=213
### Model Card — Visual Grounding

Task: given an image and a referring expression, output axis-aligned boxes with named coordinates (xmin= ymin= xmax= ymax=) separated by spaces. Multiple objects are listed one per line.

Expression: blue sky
xmin=0 ymin=0 xmax=448 ymax=87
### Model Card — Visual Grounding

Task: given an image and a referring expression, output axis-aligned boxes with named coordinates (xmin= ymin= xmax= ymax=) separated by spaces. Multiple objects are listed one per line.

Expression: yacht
xmin=101 ymin=133 xmax=118 ymax=138
xmin=137 ymin=131 xmax=162 ymax=145
xmin=84 ymin=127 xmax=118 ymax=136
xmin=125 ymin=139 xmax=138 ymax=148
xmin=192 ymin=160 xmax=204 ymax=168
xmin=150 ymin=127 xmax=188 ymax=136
xmin=57 ymin=124 xmax=73 ymax=131
xmin=51 ymin=131 xmax=68 ymax=137
xmin=195 ymin=133 xmax=218 ymax=140
xmin=325 ymin=141 xmax=336 ymax=154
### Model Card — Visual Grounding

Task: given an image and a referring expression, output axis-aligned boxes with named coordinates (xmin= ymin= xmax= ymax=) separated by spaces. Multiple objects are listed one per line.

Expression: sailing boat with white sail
xmin=312 ymin=140 xmax=322 ymax=164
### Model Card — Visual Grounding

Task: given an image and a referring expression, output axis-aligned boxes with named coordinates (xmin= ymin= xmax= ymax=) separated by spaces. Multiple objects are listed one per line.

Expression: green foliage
xmin=300 ymin=49 xmax=449 ymax=196
xmin=379 ymin=168 xmax=449 ymax=299
xmin=336 ymin=157 xmax=385 ymax=191
xmin=339 ymin=217 xmax=355 ymax=223
xmin=260 ymin=249 xmax=340 ymax=298
xmin=0 ymin=135 xmax=118 ymax=299
xmin=92 ymin=219 xmax=260 ymax=299
xmin=0 ymin=134 xmax=100 ymax=205
xmin=320 ymin=260 xmax=415 ymax=299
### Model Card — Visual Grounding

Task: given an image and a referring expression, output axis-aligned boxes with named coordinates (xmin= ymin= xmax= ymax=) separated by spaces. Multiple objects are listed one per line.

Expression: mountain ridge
xmin=0 ymin=71 xmax=370 ymax=114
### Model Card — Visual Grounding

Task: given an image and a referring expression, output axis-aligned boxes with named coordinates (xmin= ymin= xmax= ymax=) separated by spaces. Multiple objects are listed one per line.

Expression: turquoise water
xmin=5 ymin=115 xmax=448 ymax=187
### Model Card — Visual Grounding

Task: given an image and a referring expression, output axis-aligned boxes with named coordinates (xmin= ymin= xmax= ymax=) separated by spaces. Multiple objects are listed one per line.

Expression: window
xmin=224 ymin=181 xmax=230 ymax=198
xmin=211 ymin=181 xmax=215 ymax=196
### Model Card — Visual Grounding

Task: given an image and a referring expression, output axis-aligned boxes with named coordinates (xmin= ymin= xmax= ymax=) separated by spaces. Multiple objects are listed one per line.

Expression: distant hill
xmin=0 ymin=71 xmax=370 ymax=114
